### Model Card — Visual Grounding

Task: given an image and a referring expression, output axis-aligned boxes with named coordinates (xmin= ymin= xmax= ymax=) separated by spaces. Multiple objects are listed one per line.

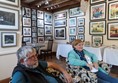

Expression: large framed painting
xmin=23 ymin=27 xmax=31 ymax=36
xmin=54 ymin=19 xmax=66 ymax=27
xmin=0 ymin=6 xmax=19 ymax=30
xmin=69 ymin=17 xmax=76 ymax=27
xmin=0 ymin=0 xmax=19 ymax=7
xmin=54 ymin=11 xmax=67 ymax=20
xmin=45 ymin=25 xmax=53 ymax=36
xmin=1 ymin=32 xmax=17 ymax=47
xmin=23 ymin=37 xmax=32 ymax=43
xmin=90 ymin=3 xmax=106 ymax=20
xmin=37 ymin=10 xmax=43 ymax=19
xmin=90 ymin=0 xmax=106 ymax=4
xmin=54 ymin=28 xmax=66 ymax=40
xmin=37 ymin=19 xmax=44 ymax=27
xmin=108 ymin=1 xmax=118 ymax=20
xmin=92 ymin=35 xmax=103 ymax=45
xmin=89 ymin=21 xmax=106 ymax=35
xmin=44 ymin=12 xmax=52 ymax=24
xmin=107 ymin=22 xmax=118 ymax=40
xmin=69 ymin=7 xmax=85 ymax=17
xmin=22 ymin=17 xmax=31 ymax=27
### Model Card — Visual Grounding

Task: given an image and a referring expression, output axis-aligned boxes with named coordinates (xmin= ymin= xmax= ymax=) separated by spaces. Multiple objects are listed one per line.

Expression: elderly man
xmin=12 ymin=46 xmax=72 ymax=83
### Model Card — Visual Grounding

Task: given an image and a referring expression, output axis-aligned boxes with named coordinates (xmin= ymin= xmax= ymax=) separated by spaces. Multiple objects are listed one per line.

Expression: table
xmin=56 ymin=43 xmax=106 ymax=61
xmin=103 ymin=48 xmax=118 ymax=66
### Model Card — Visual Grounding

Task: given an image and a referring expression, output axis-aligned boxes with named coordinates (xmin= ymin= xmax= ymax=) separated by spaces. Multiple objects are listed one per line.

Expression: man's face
xmin=23 ymin=49 xmax=38 ymax=68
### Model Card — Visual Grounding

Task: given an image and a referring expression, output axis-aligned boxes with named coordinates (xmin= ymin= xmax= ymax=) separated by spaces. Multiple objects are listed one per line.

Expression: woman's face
xmin=74 ymin=42 xmax=84 ymax=51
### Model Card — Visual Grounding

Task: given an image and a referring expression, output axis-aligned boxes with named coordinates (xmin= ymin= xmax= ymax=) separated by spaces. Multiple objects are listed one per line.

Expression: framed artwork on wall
xmin=92 ymin=35 xmax=103 ymax=45
xmin=90 ymin=3 xmax=106 ymax=20
xmin=77 ymin=34 xmax=85 ymax=41
xmin=78 ymin=26 xmax=85 ymax=34
xmin=69 ymin=27 xmax=76 ymax=35
xmin=54 ymin=28 xmax=66 ymax=40
xmin=38 ymin=37 xmax=44 ymax=43
xmin=107 ymin=22 xmax=118 ymax=40
xmin=77 ymin=18 xmax=85 ymax=26
xmin=90 ymin=0 xmax=106 ymax=4
xmin=38 ymin=28 xmax=44 ymax=36
xmin=23 ymin=27 xmax=31 ymax=36
xmin=54 ymin=11 xmax=67 ymax=20
xmin=22 ymin=17 xmax=31 ymax=27
xmin=32 ymin=27 xmax=37 ymax=32
xmin=45 ymin=25 xmax=53 ymax=35
xmin=108 ymin=1 xmax=118 ymax=20
xmin=69 ymin=36 xmax=76 ymax=43
xmin=89 ymin=21 xmax=106 ymax=35
xmin=44 ymin=12 xmax=52 ymax=24
xmin=23 ymin=37 xmax=32 ymax=43
xmin=0 ymin=6 xmax=19 ymax=30
xmin=32 ymin=33 xmax=37 ymax=37
xmin=32 ymin=37 xmax=37 ymax=43
xmin=32 ymin=9 xmax=36 ymax=15
xmin=1 ymin=32 xmax=17 ymax=47
xmin=69 ymin=17 xmax=76 ymax=27
xmin=37 ymin=19 xmax=44 ymax=27
xmin=54 ymin=19 xmax=66 ymax=27
xmin=69 ymin=7 xmax=85 ymax=17
xmin=32 ymin=20 xmax=36 ymax=26
xmin=0 ymin=0 xmax=19 ymax=7
xmin=37 ymin=10 xmax=43 ymax=19
xmin=22 ymin=7 xmax=31 ymax=17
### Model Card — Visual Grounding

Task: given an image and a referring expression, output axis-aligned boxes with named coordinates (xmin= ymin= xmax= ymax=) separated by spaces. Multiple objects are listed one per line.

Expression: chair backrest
xmin=47 ymin=39 xmax=53 ymax=51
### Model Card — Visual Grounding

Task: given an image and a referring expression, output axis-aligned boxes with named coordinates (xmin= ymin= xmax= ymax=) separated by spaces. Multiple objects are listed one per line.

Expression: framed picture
xmin=69 ymin=36 xmax=76 ymax=43
xmin=69 ymin=27 xmax=76 ymax=35
xmin=69 ymin=17 xmax=76 ymax=27
xmin=90 ymin=0 xmax=106 ymax=4
xmin=107 ymin=22 xmax=118 ymax=40
xmin=0 ymin=6 xmax=19 ymax=30
xmin=22 ymin=17 xmax=31 ymax=27
xmin=108 ymin=1 xmax=118 ymax=20
xmin=92 ymin=35 xmax=103 ymax=45
xmin=54 ymin=19 xmax=66 ymax=27
xmin=32 ymin=9 xmax=36 ymax=15
xmin=54 ymin=28 xmax=66 ymax=40
xmin=44 ymin=12 xmax=52 ymax=24
xmin=77 ymin=18 xmax=85 ymax=26
xmin=90 ymin=3 xmax=106 ymax=20
xmin=37 ymin=10 xmax=43 ymax=19
xmin=32 ymin=15 xmax=36 ymax=20
xmin=23 ymin=37 xmax=32 ymax=43
xmin=89 ymin=21 xmax=106 ymax=35
xmin=38 ymin=28 xmax=44 ymax=36
xmin=69 ymin=7 xmax=85 ymax=17
xmin=37 ymin=19 xmax=44 ymax=27
xmin=22 ymin=7 xmax=31 ymax=17
xmin=1 ymin=32 xmax=17 ymax=47
xmin=32 ymin=37 xmax=37 ymax=43
xmin=32 ymin=33 xmax=37 ymax=37
xmin=38 ymin=37 xmax=45 ymax=43
xmin=45 ymin=36 xmax=53 ymax=41
xmin=78 ymin=26 xmax=85 ymax=34
xmin=32 ymin=20 xmax=36 ymax=26
xmin=77 ymin=34 xmax=85 ymax=41
xmin=23 ymin=27 xmax=31 ymax=36
xmin=45 ymin=25 xmax=53 ymax=35
xmin=32 ymin=27 xmax=37 ymax=32
xmin=0 ymin=0 xmax=19 ymax=7
xmin=54 ymin=11 xmax=67 ymax=20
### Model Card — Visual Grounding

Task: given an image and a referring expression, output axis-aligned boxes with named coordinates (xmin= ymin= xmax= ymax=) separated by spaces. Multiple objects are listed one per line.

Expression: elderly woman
xmin=67 ymin=39 xmax=118 ymax=83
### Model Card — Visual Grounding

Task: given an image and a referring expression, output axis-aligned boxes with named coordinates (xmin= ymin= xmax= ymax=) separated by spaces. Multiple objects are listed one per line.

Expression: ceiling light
xmin=45 ymin=0 xmax=49 ymax=5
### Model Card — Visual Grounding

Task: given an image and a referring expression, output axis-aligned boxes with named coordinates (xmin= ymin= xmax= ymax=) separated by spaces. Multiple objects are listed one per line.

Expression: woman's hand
xmin=87 ymin=64 xmax=93 ymax=70
xmin=93 ymin=62 xmax=98 ymax=69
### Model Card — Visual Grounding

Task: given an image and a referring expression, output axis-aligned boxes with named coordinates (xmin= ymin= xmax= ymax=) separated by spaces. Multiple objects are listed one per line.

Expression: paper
xmin=91 ymin=67 xmax=98 ymax=73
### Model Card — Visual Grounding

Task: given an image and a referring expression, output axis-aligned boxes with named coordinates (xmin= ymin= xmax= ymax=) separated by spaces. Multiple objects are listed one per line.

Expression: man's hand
xmin=63 ymin=72 xmax=73 ymax=83
xmin=93 ymin=62 xmax=99 ymax=69
xmin=87 ymin=64 xmax=93 ymax=70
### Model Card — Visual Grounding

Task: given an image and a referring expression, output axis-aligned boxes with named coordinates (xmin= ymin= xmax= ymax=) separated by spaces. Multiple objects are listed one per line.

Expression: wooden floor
xmin=45 ymin=55 xmax=118 ymax=78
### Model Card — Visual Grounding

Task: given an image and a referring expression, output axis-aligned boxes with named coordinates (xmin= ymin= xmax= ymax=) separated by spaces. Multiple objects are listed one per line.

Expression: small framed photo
xmin=45 ymin=25 xmax=53 ymax=36
xmin=38 ymin=37 xmax=45 ymax=43
xmin=37 ymin=10 xmax=43 ymax=19
xmin=1 ymin=32 xmax=17 ymax=47
xmin=32 ymin=9 xmax=36 ymax=15
xmin=22 ymin=17 xmax=31 ymax=27
xmin=23 ymin=27 xmax=31 ymax=36
xmin=90 ymin=0 xmax=106 ymax=4
xmin=54 ymin=28 xmax=66 ymax=40
xmin=69 ymin=27 xmax=76 ymax=35
xmin=32 ymin=20 xmax=36 ymax=26
xmin=23 ymin=37 xmax=32 ymax=43
xmin=44 ymin=12 xmax=52 ymax=24
xmin=38 ymin=28 xmax=44 ymax=36
xmin=69 ymin=7 xmax=85 ymax=17
xmin=54 ymin=19 xmax=66 ymax=27
xmin=32 ymin=15 xmax=36 ymax=20
xmin=22 ymin=7 xmax=31 ymax=17
xmin=69 ymin=17 xmax=76 ymax=27
xmin=107 ymin=22 xmax=118 ymax=40
xmin=77 ymin=18 xmax=85 ymax=26
xmin=92 ymin=35 xmax=103 ymax=44
xmin=77 ymin=34 xmax=85 ymax=41
xmin=45 ymin=36 xmax=53 ymax=41
xmin=69 ymin=36 xmax=76 ymax=43
xmin=54 ymin=11 xmax=67 ymax=20
xmin=37 ymin=19 xmax=44 ymax=27
xmin=32 ymin=37 xmax=37 ymax=43
xmin=108 ymin=1 xmax=118 ymax=20
xmin=90 ymin=3 xmax=106 ymax=20
xmin=32 ymin=27 xmax=37 ymax=32
xmin=32 ymin=33 xmax=37 ymax=37
xmin=78 ymin=26 xmax=85 ymax=34
xmin=89 ymin=21 xmax=106 ymax=35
